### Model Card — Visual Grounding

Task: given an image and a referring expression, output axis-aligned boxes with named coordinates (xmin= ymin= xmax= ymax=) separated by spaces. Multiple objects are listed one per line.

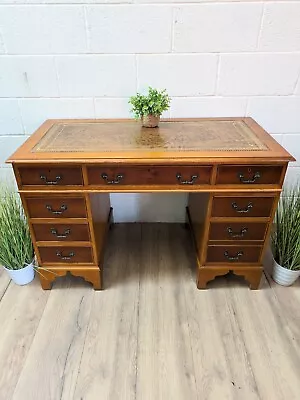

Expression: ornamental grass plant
xmin=271 ymin=183 xmax=300 ymax=270
xmin=0 ymin=185 xmax=34 ymax=270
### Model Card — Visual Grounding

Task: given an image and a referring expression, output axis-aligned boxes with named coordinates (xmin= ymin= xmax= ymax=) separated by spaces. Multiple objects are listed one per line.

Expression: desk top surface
xmin=7 ymin=118 xmax=294 ymax=164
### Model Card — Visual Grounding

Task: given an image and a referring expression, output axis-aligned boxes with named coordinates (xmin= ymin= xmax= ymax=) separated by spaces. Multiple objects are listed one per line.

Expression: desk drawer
xmin=25 ymin=197 xmax=87 ymax=219
xmin=32 ymin=223 xmax=90 ymax=242
xmin=209 ymin=222 xmax=267 ymax=241
xmin=87 ymin=165 xmax=212 ymax=186
xmin=38 ymin=246 xmax=93 ymax=264
xmin=216 ymin=165 xmax=283 ymax=185
xmin=206 ymin=245 xmax=262 ymax=264
xmin=18 ymin=166 xmax=83 ymax=187
xmin=211 ymin=196 xmax=275 ymax=218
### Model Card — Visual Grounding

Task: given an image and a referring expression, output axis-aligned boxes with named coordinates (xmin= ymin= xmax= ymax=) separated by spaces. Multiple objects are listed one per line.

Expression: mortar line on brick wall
xmin=0 ymin=29 xmax=7 ymax=54
xmin=1 ymin=94 xmax=299 ymax=100
xmin=83 ymin=5 xmax=91 ymax=53
xmin=135 ymin=54 xmax=138 ymax=92
xmin=16 ymin=99 xmax=25 ymax=135
xmin=92 ymin=97 xmax=96 ymax=116
xmin=214 ymin=54 xmax=221 ymax=95
xmin=1 ymin=2 xmax=299 ymax=6
xmin=255 ymin=2 xmax=265 ymax=50
xmin=292 ymin=68 xmax=300 ymax=94
xmin=171 ymin=7 xmax=175 ymax=53
xmin=245 ymin=98 xmax=250 ymax=116
xmin=0 ymin=134 xmax=28 ymax=139
xmin=1 ymin=52 xmax=300 ymax=57
xmin=53 ymin=56 xmax=61 ymax=97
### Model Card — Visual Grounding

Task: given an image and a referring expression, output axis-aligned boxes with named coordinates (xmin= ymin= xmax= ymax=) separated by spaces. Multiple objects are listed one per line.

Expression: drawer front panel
xmin=206 ymin=245 xmax=262 ymax=264
xmin=25 ymin=197 xmax=87 ymax=218
xmin=87 ymin=166 xmax=212 ymax=186
xmin=211 ymin=196 xmax=275 ymax=218
xmin=32 ymin=223 xmax=90 ymax=242
xmin=18 ymin=166 xmax=83 ymax=186
xmin=209 ymin=222 xmax=268 ymax=241
xmin=38 ymin=246 xmax=93 ymax=264
xmin=216 ymin=165 xmax=283 ymax=185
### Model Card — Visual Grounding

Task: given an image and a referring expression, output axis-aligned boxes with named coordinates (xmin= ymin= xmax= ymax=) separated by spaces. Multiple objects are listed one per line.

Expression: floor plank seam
xmin=134 ymin=224 xmax=143 ymax=400
xmin=11 ymin=288 xmax=51 ymax=399
xmin=179 ymin=227 xmax=200 ymax=400
xmin=60 ymin=295 xmax=85 ymax=400
xmin=231 ymin=289 xmax=262 ymax=400
xmin=182 ymin=285 xmax=199 ymax=400
xmin=232 ymin=293 xmax=262 ymax=399
xmin=0 ymin=279 xmax=12 ymax=303
xmin=134 ymin=276 xmax=141 ymax=400
xmin=264 ymin=281 xmax=300 ymax=367
xmin=72 ymin=292 xmax=95 ymax=398
xmin=263 ymin=271 xmax=272 ymax=288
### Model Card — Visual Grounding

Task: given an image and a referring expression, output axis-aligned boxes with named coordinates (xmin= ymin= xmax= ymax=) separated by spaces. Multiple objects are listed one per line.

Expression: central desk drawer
xmin=18 ymin=166 xmax=83 ymax=187
xmin=211 ymin=196 xmax=275 ymax=218
xmin=38 ymin=246 xmax=93 ymax=264
xmin=209 ymin=222 xmax=268 ymax=241
xmin=32 ymin=223 xmax=90 ymax=242
xmin=87 ymin=165 xmax=212 ymax=186
xmin=206 ymin=245 xmax=262 ymax=264
xmin=25 ymin=197 xmax=87 ymax=219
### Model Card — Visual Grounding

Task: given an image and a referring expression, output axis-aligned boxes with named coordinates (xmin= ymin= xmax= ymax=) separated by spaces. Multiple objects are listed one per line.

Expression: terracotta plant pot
xmin=142 ymin=115 xmax=160 ymax=128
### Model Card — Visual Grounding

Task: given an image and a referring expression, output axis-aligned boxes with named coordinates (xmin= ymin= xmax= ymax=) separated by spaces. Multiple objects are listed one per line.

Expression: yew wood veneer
xmin=6 ymin=118 xmax=294 ymax=290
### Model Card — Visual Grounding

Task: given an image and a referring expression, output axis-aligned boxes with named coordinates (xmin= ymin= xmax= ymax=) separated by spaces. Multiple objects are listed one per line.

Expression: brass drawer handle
xmin=224 ymin=250 xmax=244 ymax=262
xmin=56 ymin=250 xmax=75 ymax=261
xmin=40 ymin=174 xmax=62 ymax=185
xmin=46 ymin=204 xmax=68 ymax=215
xmin=232 ymin=202 xmax=253 ymax=213
xmin=50 ymin=228 xmax=71 ymax=239
xmin=176 ymin=173 xmax=199 ymax=185
xmin=101 ymin=173 xmax=124 ymax=184
xmin=227 ymin=227 xmax=248 ymax=238
xmin=238 ymin=171 xmax=261 ymax=184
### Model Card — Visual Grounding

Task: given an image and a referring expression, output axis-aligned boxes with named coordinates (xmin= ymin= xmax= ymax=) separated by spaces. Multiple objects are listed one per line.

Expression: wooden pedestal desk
xmin=7 ymin=118 xmax=294 ymax=290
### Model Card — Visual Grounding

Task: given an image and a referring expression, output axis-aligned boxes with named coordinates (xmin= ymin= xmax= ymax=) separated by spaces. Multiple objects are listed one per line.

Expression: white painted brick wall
xmin=217 ymin=54 xmax=300 ymax=96
xmin=0 ymin=1 xmax=300 ymax=222
xmin=173 ymin=4 xmax=263 ymax=53
xmin=259 ymin=3 xmax=300 ymax=52
xmin=0 ymin=56 xmax=59 ymax=97
xmin=19 ymin=98 xmax=95 ymax=133
xmin=86 ymin=6 xmax=173 ymax=53
xmin=137 ymin=54 xmax=218 ymax=96
xmin=56 ymin=55 xmax=136 ymax=96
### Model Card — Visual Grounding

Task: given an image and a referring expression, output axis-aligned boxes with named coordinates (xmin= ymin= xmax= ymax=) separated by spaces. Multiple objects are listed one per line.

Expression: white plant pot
xmin=3 ymin=262 xmax=35 ymax=285
xmin=272 ymin=260 xmax=300 ymax=286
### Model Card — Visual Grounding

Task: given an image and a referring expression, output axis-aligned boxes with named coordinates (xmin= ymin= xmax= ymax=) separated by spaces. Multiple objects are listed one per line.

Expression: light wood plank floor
xmin=0 ymin=224 xmax=299 ymax=400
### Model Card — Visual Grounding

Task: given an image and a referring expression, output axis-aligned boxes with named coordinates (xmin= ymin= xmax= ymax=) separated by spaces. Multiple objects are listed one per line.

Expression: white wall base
xmin=110 ymin=193 xmax=188 ymax=223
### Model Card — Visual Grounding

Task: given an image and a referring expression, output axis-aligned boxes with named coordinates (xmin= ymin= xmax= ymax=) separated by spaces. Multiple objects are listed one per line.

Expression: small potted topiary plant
xmin=129 ymin=87 xmax=171 ymax=128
